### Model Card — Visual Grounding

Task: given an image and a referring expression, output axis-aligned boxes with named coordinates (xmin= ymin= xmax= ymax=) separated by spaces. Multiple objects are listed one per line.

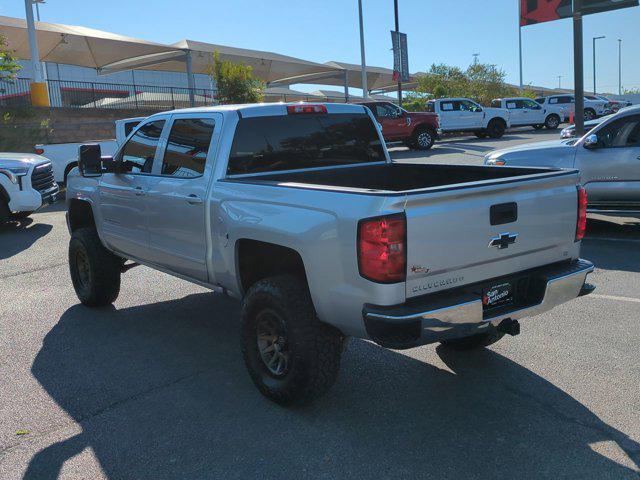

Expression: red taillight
xmin=34 ymin=148 xmax=44 ymax=155
xmin=286 ymin=104 xmax=327 ymax=115
xmin=358 ymin=214 xmax=406 ymax=283
xmin=576 ymin=186 xmax=588 ymax=241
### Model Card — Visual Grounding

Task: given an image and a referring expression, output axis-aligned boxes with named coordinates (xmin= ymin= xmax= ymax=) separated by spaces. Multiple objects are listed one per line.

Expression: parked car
xmin=491 ymin=97 xmax=565 ymax=130
xmin=425 ymin=98 xmax=511 ymax=138
xmin=66 ymin=103 xmax=594 ymax=404
xmin=535 ymin=95 xmax=608 ymax=120
xmin=560 ymin=105 xmax=638 ymax=138
xmin=485 ymin=105 xmax=640 ymax=218
xmin=35 ymin=117 xmax=144 ymax=184
xmin=358 ymin=100 xmax=440 ymax=150
xmin=0 ymin=153 xmax=59 ymax=223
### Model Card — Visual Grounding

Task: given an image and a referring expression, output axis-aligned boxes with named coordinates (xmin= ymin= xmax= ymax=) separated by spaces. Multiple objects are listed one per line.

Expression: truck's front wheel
xmin=411 ymin=128 xmax=436 ymax=150
xmin=69 ymin=228 xmax=122 ymax=307
xmin=241 ymin=275 xmax=344 ymax=405
xmin=486 ymin=119 xmax=506 ymax=139
xmin=440 ymin=329 xmax=504 ymax=350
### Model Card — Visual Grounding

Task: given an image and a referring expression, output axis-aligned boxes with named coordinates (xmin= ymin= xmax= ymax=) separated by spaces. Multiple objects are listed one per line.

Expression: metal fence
xmin=1 ymin=77 xmax=351 ymax=110
xmin=1 ymin=78 xmax=218 ymax=110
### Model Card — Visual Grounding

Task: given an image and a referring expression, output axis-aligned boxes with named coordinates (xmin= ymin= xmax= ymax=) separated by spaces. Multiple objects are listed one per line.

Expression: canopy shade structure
xmin=81 ymin=92 xmax=213 ymax=109
xmin=262 ymin=87 xmax=321 ymax=102
xmin=310 ymin=90 xmax=363 ymax=102
xmin=99 ymin=39 xmax=339 ymax=84
xmin=270 ymin=61 xmax=418 ymax=92
xmin=0 ymin=15 xmax=181 ymax=69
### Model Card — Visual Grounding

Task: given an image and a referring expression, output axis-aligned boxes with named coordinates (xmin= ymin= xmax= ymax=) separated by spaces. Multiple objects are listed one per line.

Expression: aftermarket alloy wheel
xmin=544 ymin=114 xmax=560 ymax=130
xmin=241 ymin=275 xmax=344 ymax=405
xmin=412 ymin=129 xmax=435 ymax=151
xmin=69 ymin=228 xmax=122 ymax=306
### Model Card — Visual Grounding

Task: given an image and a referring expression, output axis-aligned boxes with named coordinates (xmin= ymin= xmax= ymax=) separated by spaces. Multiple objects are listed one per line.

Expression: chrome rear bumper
xmin=363 ymin=259 xmax=594 ymax=349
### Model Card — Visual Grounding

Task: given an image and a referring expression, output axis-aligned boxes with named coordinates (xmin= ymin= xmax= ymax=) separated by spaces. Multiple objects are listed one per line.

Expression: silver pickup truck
xmin=66 ymin=103 xmax=594 ymax=405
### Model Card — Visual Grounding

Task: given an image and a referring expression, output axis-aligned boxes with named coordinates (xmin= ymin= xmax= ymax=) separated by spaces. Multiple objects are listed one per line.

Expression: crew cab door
xmin=576 ymin=114 xmax=640 ymax=204
xmin=439 ymin=100 xmax=469 ymax=130
xmin=458 ymin=100 xmax=485 ymax=129
xmin=504 ymin=99 xmax=526 ymax=126
xmin=98 ymin=119 xmax=166 ymax=261
xmin=144 ymin=113 xmax=220 ymax=282
xmin=371 ymin=102 xmax=408 ymax=141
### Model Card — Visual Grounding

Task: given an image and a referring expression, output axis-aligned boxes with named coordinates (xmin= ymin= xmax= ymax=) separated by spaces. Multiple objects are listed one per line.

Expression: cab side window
xmin=375 ymin=103 xmax=400 ymax=118
xmin=160 ymin=118 xmax=215 ymax=177
xmin=119 ymin=120 xmax=165 ymax=173
xmin=460 ymin=100 xmax=481 ymax=112
xmin=596 ymin=116 xmax=640 ymax=148
xmin=523 ymin=100 xmax=540 ymax=109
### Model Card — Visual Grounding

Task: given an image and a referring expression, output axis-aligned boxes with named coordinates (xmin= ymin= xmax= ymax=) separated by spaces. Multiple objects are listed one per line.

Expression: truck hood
xmin=0 ymin=153 xmax=50 ymax=169
xmin=484 ymin=139 xmax=577 ymax=168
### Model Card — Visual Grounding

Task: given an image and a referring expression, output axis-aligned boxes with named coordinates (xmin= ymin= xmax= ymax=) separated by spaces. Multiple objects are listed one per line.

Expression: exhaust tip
xmin=497 ymin=318 xmax=520 ymax=337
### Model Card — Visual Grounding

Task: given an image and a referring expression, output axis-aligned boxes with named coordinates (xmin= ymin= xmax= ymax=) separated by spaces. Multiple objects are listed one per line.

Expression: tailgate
xmin=402 ymin=172 xmax=581 ymax=299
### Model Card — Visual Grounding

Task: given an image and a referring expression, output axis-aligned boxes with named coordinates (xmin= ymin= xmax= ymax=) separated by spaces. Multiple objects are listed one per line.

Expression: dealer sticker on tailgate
xmin=483 ymin=282 xmax=513 ymax=308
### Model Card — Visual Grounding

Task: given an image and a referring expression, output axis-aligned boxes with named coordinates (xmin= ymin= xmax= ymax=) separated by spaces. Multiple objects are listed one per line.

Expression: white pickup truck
xmin=535 ymin=95 xmax=609 ymax=121
xmin=66 ymin=103 xmax=594 ymax=405
xmin=491 ymin=97 xmax=566 ymax=130
xmin=35 ymin=117 xmax=143 ymax=184
xmin=425 ymin=98 xmax=511 ymax=138
xmin=0 ymin=153 xmax=59 ymax=223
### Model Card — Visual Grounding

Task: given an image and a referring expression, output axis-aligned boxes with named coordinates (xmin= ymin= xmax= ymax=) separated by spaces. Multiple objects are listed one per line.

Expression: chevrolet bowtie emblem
xmin=489 ymin=232 xmax=518 ymax=249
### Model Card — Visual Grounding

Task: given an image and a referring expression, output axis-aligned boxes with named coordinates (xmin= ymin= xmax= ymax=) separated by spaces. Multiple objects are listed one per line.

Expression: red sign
xmin=520 ymin=0 xmax=638 ymax=26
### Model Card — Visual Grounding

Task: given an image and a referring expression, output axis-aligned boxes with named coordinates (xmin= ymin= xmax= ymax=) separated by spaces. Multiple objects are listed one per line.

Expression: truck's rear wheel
xmin=0 ymin=200 xmax=10 ymax=224
xmin=69 ymin=227 xmax=121 ymax=307
xmin=412 ymin=128 xmax=435 ymax=150
xmin=486 ymin=119 xmax=506 ymax=138
xmin=584 ymin=109 xmax=596 ymax=121
xmin=241 ymin=275 xmax=344 ymax=405
xmin=544 ymin=114 xmax=560 ymax=130
xmin=440 ymin=329 xmax=505 ymax=350
xmin=11 ymin=211 xmax=33 ymax=220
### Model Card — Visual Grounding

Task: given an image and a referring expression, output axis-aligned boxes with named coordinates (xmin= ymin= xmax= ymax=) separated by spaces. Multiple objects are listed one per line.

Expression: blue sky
xmin=2 ymin=0 xmax=639 ymax=94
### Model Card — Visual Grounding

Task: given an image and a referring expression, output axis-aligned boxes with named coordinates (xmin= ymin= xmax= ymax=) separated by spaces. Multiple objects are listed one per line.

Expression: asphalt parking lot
xmin=1 ymin=129 xmax=639 ymax=479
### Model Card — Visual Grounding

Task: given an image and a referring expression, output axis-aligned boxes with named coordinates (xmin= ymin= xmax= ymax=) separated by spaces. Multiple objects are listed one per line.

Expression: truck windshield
xmin=227 ymin=113 xmax=385 ymax=175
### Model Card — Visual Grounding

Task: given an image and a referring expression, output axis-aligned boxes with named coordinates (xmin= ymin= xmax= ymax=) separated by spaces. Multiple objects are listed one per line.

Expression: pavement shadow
xmin=26 ymin=293 xmax=639 ymax=479
xmin=582 ymin=218 xmax=640 ymax=274
xmin=0 ymin=218 xmax=53 ymax=260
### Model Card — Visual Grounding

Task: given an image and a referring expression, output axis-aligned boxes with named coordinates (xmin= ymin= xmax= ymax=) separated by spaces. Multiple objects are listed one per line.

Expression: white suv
xmin=535 ymin=95 xmax=608 ymax=120
xmin=0 ymin=153 xmax=59 ymax=223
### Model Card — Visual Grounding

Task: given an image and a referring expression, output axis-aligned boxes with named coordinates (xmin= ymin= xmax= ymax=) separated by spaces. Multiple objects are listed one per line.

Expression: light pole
xmin=393 ymin=0 xmax=402 ymax=106
xmin=357 ymin=0 xmax=368 ymax=99
xmin=592 ymin=35 xmax=605 ymax=94
xmin=618 ymin=39 xmax=622 ymax=95
xmin=558 ymin=75 xmax=562 ymax=89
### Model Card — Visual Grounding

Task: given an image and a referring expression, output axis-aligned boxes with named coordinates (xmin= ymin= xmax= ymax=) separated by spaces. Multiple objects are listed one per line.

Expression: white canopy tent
xmin=0 ymin=15 xmax=181 ymax=69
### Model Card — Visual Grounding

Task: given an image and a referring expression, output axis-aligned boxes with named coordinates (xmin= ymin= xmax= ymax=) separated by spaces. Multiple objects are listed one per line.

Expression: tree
xmin=207 ymin=51 xmax=264 ymax=104
xmin=0 ymin=34 xmax=21 ymax=80
xmin=623 ymin=87 xmax=640 ymax=95
xmin=415 ymin=62 xmax=519 ymax=106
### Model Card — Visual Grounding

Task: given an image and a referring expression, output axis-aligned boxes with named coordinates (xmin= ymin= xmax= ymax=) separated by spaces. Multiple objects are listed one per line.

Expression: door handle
xmin=133 ymin=186 xmax=145 ymax=196
xmin=181 ymin=194 xmax=203 ymax=205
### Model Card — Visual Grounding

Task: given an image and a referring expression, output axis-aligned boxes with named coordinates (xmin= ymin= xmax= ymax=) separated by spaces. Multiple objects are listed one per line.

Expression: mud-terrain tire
xmin=69 ymin=227 xmax=121 ymax=307
xmin=241 ymin=275 xmax=344 ymax=405
xmin=10 ymin=211 xmax=33 ymax=220
xmin=440 ymin=329 xmax=505 ymax=350
xmin=0 ymin=199 xmax=11 ymax=224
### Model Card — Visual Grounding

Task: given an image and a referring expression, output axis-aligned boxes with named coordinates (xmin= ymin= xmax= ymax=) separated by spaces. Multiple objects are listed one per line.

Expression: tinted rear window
xmin=227 ymin=113 xmax=384 ymax=175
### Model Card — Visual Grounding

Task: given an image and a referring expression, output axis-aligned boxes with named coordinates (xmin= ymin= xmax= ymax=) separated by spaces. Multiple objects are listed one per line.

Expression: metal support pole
xmin=25 ymin=0 xmax=43 ymax=83
xmin=186 ymin=51 xmax=195 ymax=107
xmin=394 ymin=0 xmax=402 ymax=106
xmin=618 ymin=39 xmax=622 ymax=95
xmin=518 ymin=1 xmax=523 ymax=92
xmin=592 ymin=36 xmax=605 ymax=94
xmin=344 ymin=70 xmax=350 ymax=102
xmin=573 ymin=0 xmax=584 ymax=136
xmin=358 ymin=0 xmax=368 ymax=99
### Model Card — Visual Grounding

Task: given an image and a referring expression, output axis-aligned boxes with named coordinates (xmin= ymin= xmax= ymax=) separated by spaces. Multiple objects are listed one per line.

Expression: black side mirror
xmin=101 ymin=156 xmax=117 ymax=173
xmin=78 ymin=144 xmax=102 ymax=176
